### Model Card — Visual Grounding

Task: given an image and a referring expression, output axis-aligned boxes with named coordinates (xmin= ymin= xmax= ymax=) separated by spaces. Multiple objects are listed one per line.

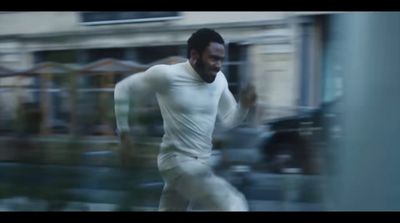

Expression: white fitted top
xmin=114 ymin=61 xmax=248 ymax=168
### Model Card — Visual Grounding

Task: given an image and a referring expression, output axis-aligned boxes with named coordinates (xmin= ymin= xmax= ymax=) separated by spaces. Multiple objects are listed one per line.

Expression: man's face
xmin=194 ymin=42 xmax=225 ymax=83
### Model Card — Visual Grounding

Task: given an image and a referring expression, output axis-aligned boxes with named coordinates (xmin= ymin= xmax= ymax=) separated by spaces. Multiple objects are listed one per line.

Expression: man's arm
xmin=217 ymin=80 xmax=256 ymax=129
xmin=114 ymin=65 xmax=167 ymax=166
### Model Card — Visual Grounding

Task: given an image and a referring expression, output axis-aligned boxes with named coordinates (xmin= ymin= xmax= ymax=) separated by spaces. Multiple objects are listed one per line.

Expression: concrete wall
xmin=325 ymin=12 xmax=400 ymax=211
xmin=249 ymin=43 xmax=298 ymax=121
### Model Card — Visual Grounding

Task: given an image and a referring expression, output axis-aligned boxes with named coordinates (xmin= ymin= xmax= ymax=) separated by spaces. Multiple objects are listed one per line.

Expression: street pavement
xmin=0 ymin=162 xmax=324 ymax=211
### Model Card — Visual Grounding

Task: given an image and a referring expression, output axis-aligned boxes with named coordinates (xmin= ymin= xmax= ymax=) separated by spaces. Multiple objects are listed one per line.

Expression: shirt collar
xmin=184 ymin=60 xmax=203 ymax=82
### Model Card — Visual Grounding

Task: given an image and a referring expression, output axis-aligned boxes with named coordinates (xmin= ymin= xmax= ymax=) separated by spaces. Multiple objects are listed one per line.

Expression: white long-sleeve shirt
xmin=114 ymin=60 xmax=248 ymax=163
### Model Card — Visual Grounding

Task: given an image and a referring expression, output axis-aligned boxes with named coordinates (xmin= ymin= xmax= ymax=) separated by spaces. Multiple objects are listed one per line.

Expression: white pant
xmin=157 ymin=152 xmax=248 ymax=211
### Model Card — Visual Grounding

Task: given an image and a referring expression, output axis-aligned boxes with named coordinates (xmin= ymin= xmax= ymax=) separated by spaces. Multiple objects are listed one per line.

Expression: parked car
xmin=212 ymin=98 xmax=342 ymax=175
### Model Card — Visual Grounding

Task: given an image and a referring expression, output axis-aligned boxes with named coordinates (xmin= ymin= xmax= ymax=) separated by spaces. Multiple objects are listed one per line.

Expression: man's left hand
xmin=239 ymin=84 xmax=257 ymax=108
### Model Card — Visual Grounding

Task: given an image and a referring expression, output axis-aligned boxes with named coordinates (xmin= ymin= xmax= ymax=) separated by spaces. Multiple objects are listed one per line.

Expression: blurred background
xmin=0 ymin=11 xmax=399 ymax=211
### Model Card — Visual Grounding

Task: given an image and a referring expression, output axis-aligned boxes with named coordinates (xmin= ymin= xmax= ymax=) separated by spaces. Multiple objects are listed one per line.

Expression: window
xmin=34 ymin=50 xmax=78 ymax=64
xmin=224 ymin=43 xmax=248 ymax=98
xmin=135 ymin=45 xmax=182 ymax=64
xmin=80 ymin=12 xmax=181 ymax=26
xmin=87 ymin=48 xmax=124 ymax=62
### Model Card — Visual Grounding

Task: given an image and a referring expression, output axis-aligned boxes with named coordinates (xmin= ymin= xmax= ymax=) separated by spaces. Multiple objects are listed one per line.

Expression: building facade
xmin=0 ymin=12 xmax=329 ymax=135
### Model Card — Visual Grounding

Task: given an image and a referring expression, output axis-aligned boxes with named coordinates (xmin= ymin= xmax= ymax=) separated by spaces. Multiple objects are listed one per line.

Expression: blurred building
xmin=0 ymin=11 xmax=336 ymax=135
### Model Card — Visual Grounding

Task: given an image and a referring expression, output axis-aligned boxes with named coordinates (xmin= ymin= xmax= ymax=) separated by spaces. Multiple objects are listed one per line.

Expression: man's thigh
xmin=172 ymin=160 xmax=248 ymax=211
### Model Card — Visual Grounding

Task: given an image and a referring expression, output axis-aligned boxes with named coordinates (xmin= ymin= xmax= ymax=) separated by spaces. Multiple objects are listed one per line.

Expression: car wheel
xmin=262 ymin=133 xmax=313 ymax=174
xmin=267 ymin=143 xmax=299 ymax=174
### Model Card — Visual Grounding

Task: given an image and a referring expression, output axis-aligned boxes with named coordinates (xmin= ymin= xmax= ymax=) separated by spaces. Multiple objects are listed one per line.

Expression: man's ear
xmin=190 ymin=49 xmax=199 ymax=61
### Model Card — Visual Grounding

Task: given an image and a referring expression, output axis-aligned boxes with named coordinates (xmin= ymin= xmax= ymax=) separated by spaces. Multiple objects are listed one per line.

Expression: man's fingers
xmin=240 ymin=84 xmax=256 ymax=105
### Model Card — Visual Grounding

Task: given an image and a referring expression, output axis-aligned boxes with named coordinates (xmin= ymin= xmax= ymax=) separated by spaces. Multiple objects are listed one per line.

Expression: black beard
xmin=195 ymin=59 xmax=214 ymax=83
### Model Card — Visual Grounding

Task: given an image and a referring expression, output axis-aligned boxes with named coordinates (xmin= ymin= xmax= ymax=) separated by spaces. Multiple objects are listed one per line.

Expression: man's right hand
xmin=119 ymin=131 xmax=133 ymax=168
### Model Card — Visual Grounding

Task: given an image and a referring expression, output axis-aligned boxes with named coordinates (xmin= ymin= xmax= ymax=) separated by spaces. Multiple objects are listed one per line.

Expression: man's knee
xmin=228 ymin=191 xmax=248 ymax=211
xmin=201 ymin=188 xmax=248 ymax=211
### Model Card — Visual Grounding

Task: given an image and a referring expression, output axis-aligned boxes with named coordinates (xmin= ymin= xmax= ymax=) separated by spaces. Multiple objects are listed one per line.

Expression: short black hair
xmin=187 ymin=28 xmax=225 ymax=59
